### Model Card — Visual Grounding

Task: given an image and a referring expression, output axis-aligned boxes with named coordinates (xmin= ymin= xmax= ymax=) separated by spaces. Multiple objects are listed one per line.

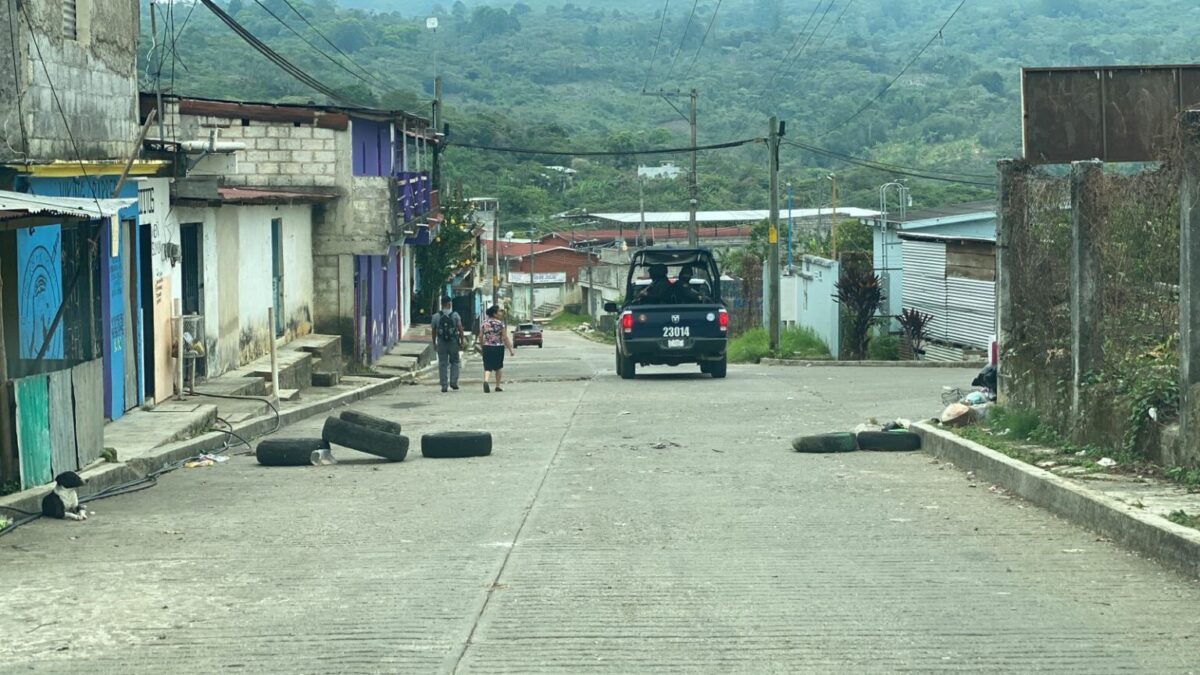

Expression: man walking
xmin=432 ymin=296 xmax=464 ymax=392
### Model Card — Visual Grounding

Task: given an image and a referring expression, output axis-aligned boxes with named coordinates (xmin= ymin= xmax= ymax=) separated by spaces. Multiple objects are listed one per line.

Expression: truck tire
xmin=339 ymin=410 xmax=403 ymax=437
xmin=709 ymin=358 xmax=727 ymax=379
xmin=619 ymin=352 xmax=636 ymax=380
xmin=322 ymin=417 xmax=409 ymax=462
xmin=792 ymin=432 xmax=858 ymax=454
xmin=421 ymin=431 xmax=493 ymax=458
xmin=256 ymin=437 xmax=328 ymax=466
xmin=857 ymin=430 xmax=922 ymax=452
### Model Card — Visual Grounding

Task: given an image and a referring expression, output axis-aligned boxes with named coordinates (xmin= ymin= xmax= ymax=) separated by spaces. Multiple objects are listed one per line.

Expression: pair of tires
xmin=253 ymin=411 xmax=412 ymax=466
xmin=791 ymin=430 xmax=921 ymax=454
xmin=335 ymin=411 xmax=491 ymax=459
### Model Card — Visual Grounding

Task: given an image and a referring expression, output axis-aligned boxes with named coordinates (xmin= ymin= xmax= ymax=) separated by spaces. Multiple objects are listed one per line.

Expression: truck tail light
xmin=621 ymin=311 xmax=634 ymax=333
xmin=718 ymin=309 xmax=729 ymax=332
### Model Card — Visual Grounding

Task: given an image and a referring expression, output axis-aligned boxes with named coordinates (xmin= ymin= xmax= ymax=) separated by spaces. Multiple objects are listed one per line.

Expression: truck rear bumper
xmin=621 ymin=337 xmax=726 ymax=364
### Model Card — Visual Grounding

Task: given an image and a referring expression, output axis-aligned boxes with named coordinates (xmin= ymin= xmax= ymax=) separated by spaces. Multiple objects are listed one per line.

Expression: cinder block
xmin=291 ymin=126 xmax=313 ymax=139
xmin=293 ymin=150 xmax=314 ymax=163
xmin=267 ymin=150 xmax=290 ymax=162
xmin=246 ymin=150 xmax=269 ymax=162
xmin=255 ymin=138 xmax=279 ymax=150
xmin=280 ymin=138 xmax=303 ymax=150
xmin=258 ymin=162 xmax=280 ymax=174
xmin=281 ymin=162 xmax=303 ymax=175
xmin=314 ymin=175 xmax=337 ymax=187
xmin=312 ymin=151 xmax=335 ymax=164
xmin=238 ymin=162 xmax=257 ymax=174
xmin=267 ymin=126 xmax=289 ymax=138
xmin=300 ymin=138 xmax=325 ymax=151
xmin=242 ymin=126 xmax=266 ymax=138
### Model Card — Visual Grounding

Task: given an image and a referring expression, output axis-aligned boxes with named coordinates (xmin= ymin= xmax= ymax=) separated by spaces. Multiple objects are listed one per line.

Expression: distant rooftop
xmin=584 ymin=207 xmax=881 ymax=225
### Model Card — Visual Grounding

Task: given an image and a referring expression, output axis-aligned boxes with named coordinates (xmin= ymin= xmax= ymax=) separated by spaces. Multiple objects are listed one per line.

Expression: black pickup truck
xmin=603 ymin=248 xmax=729 ymax=379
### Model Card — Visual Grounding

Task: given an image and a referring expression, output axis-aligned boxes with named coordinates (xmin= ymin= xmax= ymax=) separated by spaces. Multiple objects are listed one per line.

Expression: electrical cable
xmin=198 ymin=0 xmax=365 ymax=106
xmin=818 ymin=0 xmax=969 ymax=138
xmin=5 ymin=0 xmax=29 ymax=157
xmin=447 ymin=136 xmax=761 ymax=157
xmin=661 ymin=0 xmax=701 ymax=84
xmin=641 ymin=0 xmax=673 ymax=92
xmin=252 ymin=0 xmax=387 ymax=95
xmin=276 ymin=0 xmax=393 ymax=92
xmin=680 ymin=0 xmax=723 ymax=81
xmin=769 ymin=0 xmax=838 ymax=99
xmin=759 ymin=0 xmax=826 ymax=98
xmin=785 ymin=139 xmax=994 ymax=179
xmin=784 ymin=140 xmax=994 ymax=187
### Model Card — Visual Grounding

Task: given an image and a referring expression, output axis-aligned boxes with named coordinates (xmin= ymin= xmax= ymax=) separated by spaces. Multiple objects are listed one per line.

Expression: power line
xmin=812 ymin=0 xmax=855 ymax=52
xmin=661 ymin=0 xmax=701 ymax=83
xmin=447 ymin=136 xmax=761 ymax=157
xmin=252 ymin=0 xmax=385 ymax=94
xmin=198 ymin=0 xmax=364 ymax=106
xmin=759 ymin=0 xmax=826 ymax=98
xmin=5 ymin=0 xmax=28 ymax=157
xmin=769 ymin=0 xmax=838 ymax=99
xmin=818 ymin=0 xmax=969 ymax=138
xmin=276 ymin=0 xmax=393 ymax=92
xmin=681 ymin=0 xmax=723 ymax=81
xmin=641 ymin=0 xmax=672 ymax=91
xmin=787 ymin=139 xmax=993 ymax=179
xmin=783 ymin=139 xmax=994 ymax=187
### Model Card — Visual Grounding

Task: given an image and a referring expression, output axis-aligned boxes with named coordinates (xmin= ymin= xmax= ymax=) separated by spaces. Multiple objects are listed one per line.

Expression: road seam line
xmin=450 ymin=379 xmax=592 ymax=673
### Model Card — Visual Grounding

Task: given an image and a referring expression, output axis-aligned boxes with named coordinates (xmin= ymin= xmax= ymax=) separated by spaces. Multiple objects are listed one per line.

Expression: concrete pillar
xmin=1179 ymin=111 xmax=1200 ymax=465
xmin=1071 ymin=160 xmax=1104 ymax=427
xmin=995 ymin=159 xmax=1021 ymax=404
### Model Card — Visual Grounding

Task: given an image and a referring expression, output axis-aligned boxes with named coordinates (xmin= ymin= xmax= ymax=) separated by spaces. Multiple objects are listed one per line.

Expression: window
xmin=63 ymin=0 xmax=77 ymax=40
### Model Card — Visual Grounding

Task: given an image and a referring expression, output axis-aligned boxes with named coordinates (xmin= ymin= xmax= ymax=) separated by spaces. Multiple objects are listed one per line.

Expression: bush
xmin=728 ymin=327 xmax=831 ymax=363
xmin=868 ymin=331 xmax=900 ymax=361
xmin=988 ymin=406 xmax=1042 ymax=440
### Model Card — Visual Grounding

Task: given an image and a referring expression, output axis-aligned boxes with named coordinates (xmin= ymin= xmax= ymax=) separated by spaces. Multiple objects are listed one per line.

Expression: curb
xmin=0 ymin=367 xmax=430 ymax=523
xmin=761 ymin=358 xmax=985 ymax=368
xmin=912 ymin=421 xmax=1200 ymax=579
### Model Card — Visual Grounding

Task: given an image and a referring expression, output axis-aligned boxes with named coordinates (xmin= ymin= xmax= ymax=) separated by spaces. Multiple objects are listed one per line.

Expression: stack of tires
xmin=256 ymin=410 xmax=493 ymax=465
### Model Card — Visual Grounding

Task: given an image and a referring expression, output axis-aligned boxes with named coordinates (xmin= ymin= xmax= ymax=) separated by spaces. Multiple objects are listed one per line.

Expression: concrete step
xmin=240 ymin=349 xmax=314 ymax=393
xmin=375 ymin=353 xmax=420 ymax=373
xmin=391 ymin=341 xmax=435 ymax=369
xmin=103 ymin=402 xmax=219 ymax=458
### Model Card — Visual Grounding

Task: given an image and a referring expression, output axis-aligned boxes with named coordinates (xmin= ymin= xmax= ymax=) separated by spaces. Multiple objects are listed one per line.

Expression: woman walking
xmin=479 ymin=305 xmax=515 ymax=393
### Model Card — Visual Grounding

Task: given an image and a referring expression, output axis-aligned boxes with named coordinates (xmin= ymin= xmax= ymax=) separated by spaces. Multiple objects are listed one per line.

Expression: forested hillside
xmin=144 ymin=0 xmax=1200 ymax=226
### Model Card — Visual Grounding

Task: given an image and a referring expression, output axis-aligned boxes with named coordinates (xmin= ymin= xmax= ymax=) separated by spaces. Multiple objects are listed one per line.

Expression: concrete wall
xmin=158 ymin=110 xmax=339 ymax=189
xmin=0 ymin=0 xmax=139 ymax=162
xmin=779 ymin=255 xmax=840 ymax=359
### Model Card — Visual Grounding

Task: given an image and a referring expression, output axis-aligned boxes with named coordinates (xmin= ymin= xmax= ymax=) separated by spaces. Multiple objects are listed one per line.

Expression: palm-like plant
xmin=896 ymin=307 xmax=933 ymax=359
xmin=834 ymin=266 xmax=885 ymax=360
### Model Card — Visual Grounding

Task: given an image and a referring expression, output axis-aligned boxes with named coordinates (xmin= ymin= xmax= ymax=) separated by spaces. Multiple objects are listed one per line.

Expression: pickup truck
xmin=603 ymin=248 xmax=729 ymax=379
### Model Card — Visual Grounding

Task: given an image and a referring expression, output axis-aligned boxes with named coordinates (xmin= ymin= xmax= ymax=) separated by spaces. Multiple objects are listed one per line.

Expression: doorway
xmin=271 ymin=218 xmax=284 ymax=337
xmin=138 ymin=222 xmax=155 ymax=402
xmin=180 ymin=222 xmax=205 ymax=376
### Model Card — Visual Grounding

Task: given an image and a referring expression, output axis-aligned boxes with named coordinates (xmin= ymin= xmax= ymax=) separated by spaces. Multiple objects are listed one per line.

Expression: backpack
xmin=436 ymin=312 xmax=459 ymax=344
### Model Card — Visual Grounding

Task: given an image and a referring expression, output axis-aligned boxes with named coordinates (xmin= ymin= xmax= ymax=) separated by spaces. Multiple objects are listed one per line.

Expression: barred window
xmin=63 ymin=0 xmax=78 ymax=41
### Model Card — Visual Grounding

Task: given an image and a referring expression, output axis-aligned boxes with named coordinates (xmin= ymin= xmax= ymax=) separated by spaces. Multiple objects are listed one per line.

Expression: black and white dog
xmin=41 ymin=471 xmax=88 ymax=521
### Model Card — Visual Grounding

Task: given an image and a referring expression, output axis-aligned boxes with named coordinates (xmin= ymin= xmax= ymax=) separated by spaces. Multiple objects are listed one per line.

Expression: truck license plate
xmin=667 ymin=338 xmax=685 ymax=348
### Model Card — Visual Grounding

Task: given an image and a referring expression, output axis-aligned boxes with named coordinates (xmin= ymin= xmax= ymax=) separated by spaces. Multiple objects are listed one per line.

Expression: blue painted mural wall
xmin=16 ymin=225 xmax=64 ymax=359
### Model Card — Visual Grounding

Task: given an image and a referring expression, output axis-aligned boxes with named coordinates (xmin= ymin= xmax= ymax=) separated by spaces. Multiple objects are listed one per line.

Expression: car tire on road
xmin=618 ymin=352 xmax=636 ymax=380
xmin=709 ymin=358 xmax=727 ymax=379
xmin=792 ymin=432 xmax=858 ymax=454
xmin=857 ymin=430 xmax=922 ymax=451
xmin=339 ymin=410 xmax=403 ymax=437
xmin=322 ymin=417 xmax=410 ymax=462
xmin=256 ymin=437 xmax=328 ymax=466
xmin=421 ymin=431 xmax=493 ymax=458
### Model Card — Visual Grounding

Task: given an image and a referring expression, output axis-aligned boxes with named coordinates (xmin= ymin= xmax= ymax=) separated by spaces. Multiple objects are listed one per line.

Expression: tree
xmin=413 ymin=200 xmax=476 ymax=321
xmin=227 ymin=0 xmax=245 ymax=16
xmin=835 ymin=263 xmax=885 ymax=360
xmin=328 ymin=19 xmax=372 ymax=53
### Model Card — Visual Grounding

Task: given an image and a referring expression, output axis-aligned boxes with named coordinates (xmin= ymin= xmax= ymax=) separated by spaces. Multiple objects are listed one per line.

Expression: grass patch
xmin=1167 ymin=510 xmax=1200 ymax=530
xmin=867 ymin=331 xmax=900 ymax=361
xmin=728 ymin=327 xmax=831 ymax=364
xmin=547 ymin=312 xmax=591 ymax=329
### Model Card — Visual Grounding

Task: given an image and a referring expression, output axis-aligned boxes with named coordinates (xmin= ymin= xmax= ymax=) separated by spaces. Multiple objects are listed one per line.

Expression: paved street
xmin=2 ymin=331 xmax=1198 ymax=673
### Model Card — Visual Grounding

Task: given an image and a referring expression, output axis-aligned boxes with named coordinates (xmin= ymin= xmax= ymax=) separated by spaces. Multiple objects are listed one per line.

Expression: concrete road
xmin=2 ymin=331 xmax=1198 ymax=673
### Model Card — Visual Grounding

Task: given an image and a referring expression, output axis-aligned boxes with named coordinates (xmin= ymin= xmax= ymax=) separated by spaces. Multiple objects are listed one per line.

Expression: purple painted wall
xmin=351 ymin=117 xmax=392 ymax=177
xmin=369 ymin=256 xmax=385 ymax=363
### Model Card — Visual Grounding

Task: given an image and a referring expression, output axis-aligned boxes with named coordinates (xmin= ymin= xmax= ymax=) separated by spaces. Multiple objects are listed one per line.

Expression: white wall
xmin=136 ymin=178 xmax=183 ymax=401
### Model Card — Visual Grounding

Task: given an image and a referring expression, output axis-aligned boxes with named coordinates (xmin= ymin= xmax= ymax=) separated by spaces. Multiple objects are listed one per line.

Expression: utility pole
xmin=491 ymin=203 xmax=500 ymax=307
xmin=688 ymin=88 xmax=698 ymax=247
xmin=786 ymin=182 xmax=794 ymax=269
xmin=768 ymin=116 xmax=782 ymax=351
xmin=638 ymin=177 xmax=647 ymax=248
xmin=432 ymin=76 xmax=442 ymax=190
xmin=527 ymin=230 xmax=535 ymax=321
xmin=829 ymin=174 xmax=839 ymax=259
xmin=641 ymin=89 xmax=699 ymax=246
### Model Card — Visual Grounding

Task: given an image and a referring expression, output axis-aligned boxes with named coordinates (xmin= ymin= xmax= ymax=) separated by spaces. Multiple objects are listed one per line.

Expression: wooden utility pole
xmin=432 ymin=76 xmax=442 ymax=191
xmin=642 ymin=89 xmax=699 ymax=246
xmin=688 ymin=88 xmax=698 ymax=247
xmin=492 ymin=203 xmax=500 ymax=307
xmin=638 ymin=177 xmax=647 ymax=247
xmin=768 ymin=116 xmax=781 ymax=351
xmin=830 ymin=174 xmax=839 ymax=258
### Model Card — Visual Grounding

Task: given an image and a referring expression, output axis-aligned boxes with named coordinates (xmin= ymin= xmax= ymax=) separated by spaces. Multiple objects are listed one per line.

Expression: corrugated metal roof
xmin=900 ymin=238 xmax=995 ymax=350
xmin=0 ymin=190 xmax=135 ymax=220
xmin=587 ymin=207 xmax=881 ymax=224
